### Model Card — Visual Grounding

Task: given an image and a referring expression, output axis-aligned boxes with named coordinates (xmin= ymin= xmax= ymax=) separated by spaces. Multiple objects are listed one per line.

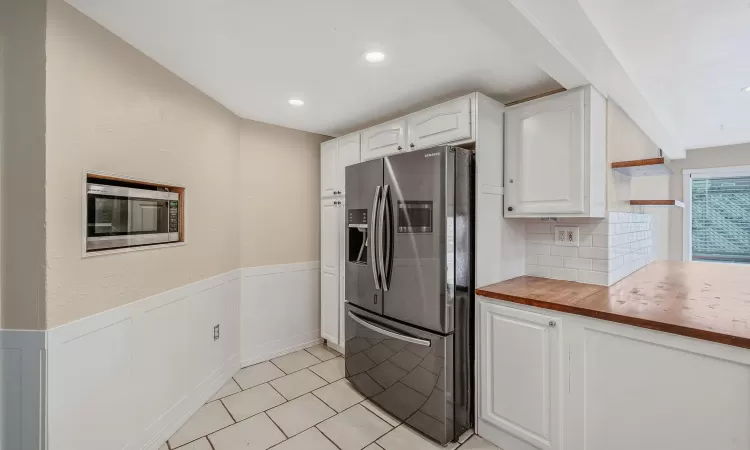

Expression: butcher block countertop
xmin=476 ymin=260 xmax=750 ymax=349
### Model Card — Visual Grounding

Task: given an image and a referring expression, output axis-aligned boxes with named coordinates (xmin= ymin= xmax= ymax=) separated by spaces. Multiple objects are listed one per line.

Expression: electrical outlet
xmin=213 ymin=324 xmax=220 ymax=341
xmin=554 ymin=226 xmax=579 ymax=247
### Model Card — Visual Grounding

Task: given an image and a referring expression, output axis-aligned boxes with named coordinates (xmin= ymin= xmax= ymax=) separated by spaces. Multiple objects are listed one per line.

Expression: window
xmin=684 ymin=167 xmax=750 ymax=263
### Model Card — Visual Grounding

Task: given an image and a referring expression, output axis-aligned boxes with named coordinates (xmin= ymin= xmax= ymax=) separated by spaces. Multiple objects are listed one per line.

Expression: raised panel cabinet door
xmin=505 ymin=89 xmax=585 ymax=216
xmin=360 ymin=119 xmax=406 ymax=161
xmin=336 ymin=133 xmax=361 ymax=195
xmin=480 ymin=301 xmax=561 ymax=450
xmin=407 ymin=96 xmax=472 ymax=150
xmin=320 ymin=270 xmax=340 ymax=343
xmin=321 ymin=199 xmax=339 ymax=274
xmin=321 ymin=139 xmax=338 ymax=197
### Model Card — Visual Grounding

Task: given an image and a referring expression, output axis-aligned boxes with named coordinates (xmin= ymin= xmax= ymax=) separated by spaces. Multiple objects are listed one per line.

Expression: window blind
xmin=691 ymin=175 xmax=750 ymax=263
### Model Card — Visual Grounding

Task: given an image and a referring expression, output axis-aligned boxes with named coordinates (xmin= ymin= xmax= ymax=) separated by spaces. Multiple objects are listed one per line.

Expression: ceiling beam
xmin=460 ymin=0 xmax=686 ymax=159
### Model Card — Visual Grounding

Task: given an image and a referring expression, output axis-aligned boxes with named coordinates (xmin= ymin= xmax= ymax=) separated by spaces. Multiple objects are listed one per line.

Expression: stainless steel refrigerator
xmin=344 ymin=146 xmax=474 ymax=445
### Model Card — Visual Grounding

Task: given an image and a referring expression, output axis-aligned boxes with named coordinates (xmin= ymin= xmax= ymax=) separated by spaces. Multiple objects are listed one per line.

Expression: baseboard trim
xmin=241 ymin=338 xmax=323 ymax=368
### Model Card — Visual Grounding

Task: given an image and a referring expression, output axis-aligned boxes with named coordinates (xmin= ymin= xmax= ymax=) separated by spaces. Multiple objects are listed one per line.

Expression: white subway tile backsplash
xmin=578 ymin=247 xmax=609 ymax=259
xmin=549 ymin=267 xmax=579 ymax=282
xmin=526 ymin=264 xmax=550 ymax=277
xmin=523 ymin=212 xmax=656 ymax=286
xmin=550 ymin=246 xmax=578 ymax=257
xmin=526 ymin=223 xmax=552 ymax=234
xmin=564 ymin=257 xmax=593 ymax=270
xmin=527 ymin=244 xmax=551 ymax=256
xmin=578 ymin=270 xmax=610 ymax=285
xmin=528 ymin=233 xmax=555 ymax=245
xmin=537 ymin=255 xmax=564 ymax=267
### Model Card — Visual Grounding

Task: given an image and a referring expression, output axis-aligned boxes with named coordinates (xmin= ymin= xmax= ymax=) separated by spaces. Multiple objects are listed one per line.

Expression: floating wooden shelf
xmin=630 ymin=200 xmax=684 ymax=208
xmin=612 ymin=157 xmax=673 ymax=176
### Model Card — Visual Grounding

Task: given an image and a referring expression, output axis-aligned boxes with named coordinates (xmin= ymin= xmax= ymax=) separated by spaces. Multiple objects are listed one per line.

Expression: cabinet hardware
xmin=509 ymin=179 xmax=514 ymax=183
xmin=508 ymin=207 xmax=514 ymax=212
xmin=410 ymin=143 xmax=415 ymax=148
xmin=549 ymin=321 xmax=556 ymax=327
xmin=397 ymin=146 xmax=403 ymax=151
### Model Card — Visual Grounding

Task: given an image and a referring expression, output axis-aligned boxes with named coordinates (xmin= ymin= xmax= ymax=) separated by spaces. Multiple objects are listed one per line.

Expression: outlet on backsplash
xmin=213 ymin=324 xmax=220 ymax=341
xmin=555 ymin=226 xmax=579 ymax=247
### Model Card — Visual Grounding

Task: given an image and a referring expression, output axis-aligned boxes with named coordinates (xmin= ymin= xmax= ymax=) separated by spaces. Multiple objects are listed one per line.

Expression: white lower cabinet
xmin=478 ymin=297 xmax=750 ymax=450
xmin=478 ymin=300 xmax=561 ymax=450
xmin=320 ymin=269 xmax=339 ymax=344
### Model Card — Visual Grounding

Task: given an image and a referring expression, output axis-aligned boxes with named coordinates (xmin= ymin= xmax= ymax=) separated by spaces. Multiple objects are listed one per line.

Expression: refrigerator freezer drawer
xmin=344 ymin=303 xmax=469 ymax=445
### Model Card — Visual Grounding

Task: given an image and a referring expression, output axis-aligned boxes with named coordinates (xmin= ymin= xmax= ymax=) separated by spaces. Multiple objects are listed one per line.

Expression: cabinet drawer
xmin=361 ymin=119 xmax=407 ymax=161
xmin=407 ymin=97 xmax=472 ymax=150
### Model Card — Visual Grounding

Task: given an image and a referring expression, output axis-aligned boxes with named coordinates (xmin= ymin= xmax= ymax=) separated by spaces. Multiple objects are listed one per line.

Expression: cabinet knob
xmin=410 ymin=143 xmax=415 ymax=148
xmin=507 ymin=206 xmax=514 ymax=212
xmin=549 ymin=321 xmax=556 ymax=327
xmin=509 ymin=179 xmax=514 ymax=184
xmin=397 ymin=146 xmax=403 ymax=151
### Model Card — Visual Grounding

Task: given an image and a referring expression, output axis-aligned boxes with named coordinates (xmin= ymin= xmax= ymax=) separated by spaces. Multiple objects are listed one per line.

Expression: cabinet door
xmin=321 ymin=140 xmax=338 ymax=197
xmin=321 ymin=199 xmax=339 ymax=274
xmin=337 ymin=133 xmax=361 ymax=195
xmin=321 ymin=270 xmax=340 ymax=344
xmin=407 ymin=96 xmax=472 ymax=150
xmin=361 ymin=119 xmax=407 ymax=161
xmin=505 ymin=89 xmax=585 ymax=216
xmin=480 ymin=301 xmax=561 ymax=450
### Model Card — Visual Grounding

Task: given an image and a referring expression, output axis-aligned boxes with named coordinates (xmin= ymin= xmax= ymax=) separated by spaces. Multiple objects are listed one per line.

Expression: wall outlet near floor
xmin=213 ymin=324 xmax=220 ymax=341
xmin=555 ymin=226 xmax=579 ymax=247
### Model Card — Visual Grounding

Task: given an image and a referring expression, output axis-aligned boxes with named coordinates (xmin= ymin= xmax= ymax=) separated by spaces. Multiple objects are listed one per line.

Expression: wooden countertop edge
xmin=476 ymin=289 xmax=750 ymax=350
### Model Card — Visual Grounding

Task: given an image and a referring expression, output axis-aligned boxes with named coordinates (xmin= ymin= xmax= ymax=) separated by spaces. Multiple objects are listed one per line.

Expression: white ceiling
xmin=578 ymin=0 xmax=750 ymax=150
xmin=65 ymin=0 xmax=561 ymax=137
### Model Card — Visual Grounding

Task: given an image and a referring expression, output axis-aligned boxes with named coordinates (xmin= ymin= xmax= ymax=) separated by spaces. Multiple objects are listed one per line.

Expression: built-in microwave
xmin=86 ymin=182 xmax=180 ymax=252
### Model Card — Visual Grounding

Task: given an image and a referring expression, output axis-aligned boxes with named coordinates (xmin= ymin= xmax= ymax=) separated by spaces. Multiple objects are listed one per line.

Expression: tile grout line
xmin=267 ymin=382 xmax=292 ymax=402
xmin=264 ymin=410 xmax=290 ymax=440
xmin=219 ymin=398 xmax=237 ymax=423
xmin=314 ymin=425 xmax=344 ymax=450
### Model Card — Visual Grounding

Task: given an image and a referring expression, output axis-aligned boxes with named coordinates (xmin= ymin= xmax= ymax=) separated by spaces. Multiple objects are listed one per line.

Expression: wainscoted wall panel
xmin=0 ymin=330 xmax=46 ymax=450
xmin=241 ymin=262 xmax=321 ymax=366
xmin=47 ymin=270 xmax=241 ymax=450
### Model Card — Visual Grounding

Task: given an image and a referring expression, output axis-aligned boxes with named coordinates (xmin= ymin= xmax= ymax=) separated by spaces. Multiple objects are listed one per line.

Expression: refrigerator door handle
xmin=347 ymin=311 xmax=431 ymax=347
xmin=377 ymin=185 xmax=389 ymax=291
xmin=371 ymin=185 xmax=382 ymax=290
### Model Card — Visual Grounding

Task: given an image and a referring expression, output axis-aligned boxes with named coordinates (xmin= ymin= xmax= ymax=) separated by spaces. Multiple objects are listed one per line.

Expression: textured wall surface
xmin=0 ymin=0 xmax=48 ymax=329
xmin=45 ymin=0 xmax=241 ymax=327
xmin=240 ymin=120 xmax=328 ymax=267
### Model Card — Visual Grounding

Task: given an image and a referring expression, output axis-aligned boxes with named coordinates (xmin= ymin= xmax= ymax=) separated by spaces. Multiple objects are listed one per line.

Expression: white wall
xmin=47 ymin=270 xmax=240 ymax=450
xmin=240 ymin=262 xmax=321 ymax=366
xmin=0 ymin=330 xmax=46 ymax=450
xmin=667 ymin=143 xmax=750 ymax=261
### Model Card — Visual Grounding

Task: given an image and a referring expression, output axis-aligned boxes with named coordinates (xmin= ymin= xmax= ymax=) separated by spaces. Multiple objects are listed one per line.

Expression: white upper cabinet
xmin=336 ymin=133 xmax=361 ymax=195
xmin=479 ymin=300 xmax=561 ymax=450
xmin=407 ymin=96 xmax=473 ymax=150
xmin=321 ymin=140 xmax=338 ymax=197
xmin=361 ymin=119 xmax=407 ymax=161
xmin=321 ymin=199 xmax=340 ymax=274
xmin=504 ymin=86 xmax=606 ymax=218
xmin=321 ymin=134 xmax=361 ymax=198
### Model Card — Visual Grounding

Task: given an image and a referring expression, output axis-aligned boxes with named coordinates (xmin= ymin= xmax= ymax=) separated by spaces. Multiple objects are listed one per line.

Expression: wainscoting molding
xmin=0 ymin=330 xmax=46 ymax=450
xmin=241 ymin=261 xmax=322 ymax=367
xmin=46 ymin=269 xmax=241 ymax=450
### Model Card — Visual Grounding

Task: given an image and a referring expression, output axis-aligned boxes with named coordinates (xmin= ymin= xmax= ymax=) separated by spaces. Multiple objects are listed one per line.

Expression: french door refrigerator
xmin=344 ymin=146 xmax=474 ymax=445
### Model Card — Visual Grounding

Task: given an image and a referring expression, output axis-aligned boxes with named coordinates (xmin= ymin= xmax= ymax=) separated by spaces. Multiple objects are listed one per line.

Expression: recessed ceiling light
xmin=289 ymin=99 xmax=304 ymax=106
xmin=743 ymin=86 xmax=750 ymax=92
xmin=365 ymin=51 xmax=386 ymax=63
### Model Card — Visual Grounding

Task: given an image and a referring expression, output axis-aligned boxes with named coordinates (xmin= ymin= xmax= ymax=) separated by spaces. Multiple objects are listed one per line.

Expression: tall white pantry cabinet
xmin=319 ymin=92 xmax=521 ymax=350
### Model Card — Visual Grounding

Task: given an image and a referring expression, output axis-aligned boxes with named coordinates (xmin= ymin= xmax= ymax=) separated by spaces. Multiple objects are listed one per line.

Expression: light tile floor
xmin=160 ymin=344 xmax=500 ymax=450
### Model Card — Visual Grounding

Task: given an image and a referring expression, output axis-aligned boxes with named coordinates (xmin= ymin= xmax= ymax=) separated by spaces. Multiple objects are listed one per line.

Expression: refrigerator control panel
xmin=348 ymin=209 xmax=368 ymax=226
